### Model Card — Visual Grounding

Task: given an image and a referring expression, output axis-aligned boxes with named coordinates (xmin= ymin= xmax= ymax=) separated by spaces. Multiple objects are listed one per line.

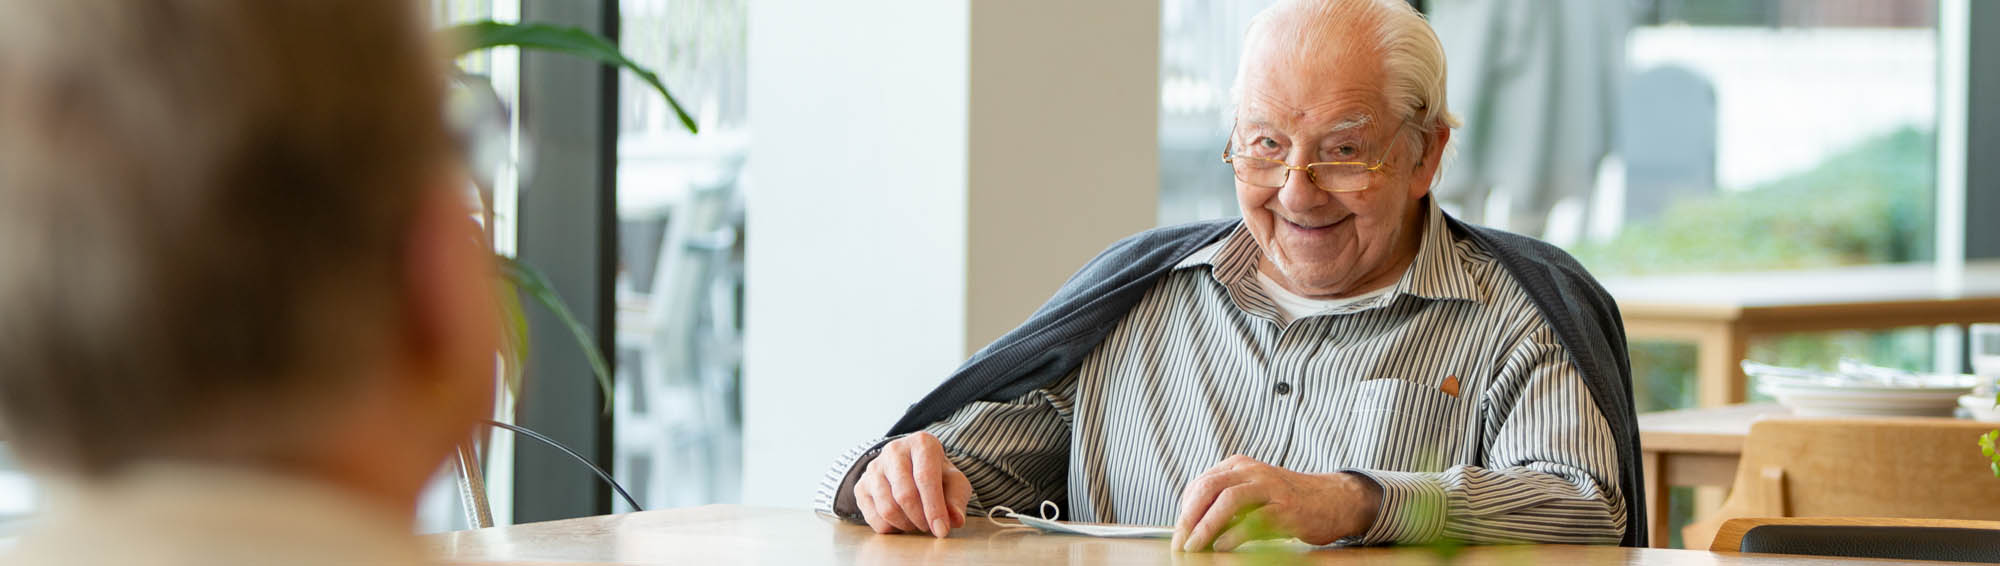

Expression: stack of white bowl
xmin=1957 ymin=388 xmax=2000 ymax=422
xmin=1746 ymin=360 xmax=1982 ymax=418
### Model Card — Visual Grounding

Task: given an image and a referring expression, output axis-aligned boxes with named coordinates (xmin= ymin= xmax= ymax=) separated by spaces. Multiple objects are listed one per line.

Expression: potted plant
xmin=441 ymin=20 xmax=696 ymax=527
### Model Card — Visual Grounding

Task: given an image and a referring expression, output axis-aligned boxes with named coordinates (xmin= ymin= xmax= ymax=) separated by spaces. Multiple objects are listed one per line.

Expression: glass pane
xmin=1570 ymin=0 xmax=1937 ymax=275
xmin=1159 ymin=1 xmax=1266 ymax=226
xmin=1157 ymin=0 xmax=1937 ymax=272
xmin=614 ymin=0 xmax=747 ymax=510
xmin=1576 ymin=2 xmax=1943 ymax=404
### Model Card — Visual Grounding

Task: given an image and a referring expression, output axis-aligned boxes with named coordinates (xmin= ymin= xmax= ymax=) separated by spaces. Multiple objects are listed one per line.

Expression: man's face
xmin=1232 ymin=38 xmax=1437 ymax=298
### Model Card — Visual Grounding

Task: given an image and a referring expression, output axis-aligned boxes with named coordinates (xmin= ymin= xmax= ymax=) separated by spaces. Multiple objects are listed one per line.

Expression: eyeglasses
xmin=1220 ymin=123 xmax=1407 ymax=193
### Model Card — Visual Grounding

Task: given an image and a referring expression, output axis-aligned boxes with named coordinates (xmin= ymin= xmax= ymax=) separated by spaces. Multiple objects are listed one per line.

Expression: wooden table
xmin=1604 ymin=260 xmax=2000 ymax=408
xmin=424 ymin=504 xmax=1969 ymax=564
xmin=1639 ymin=403 xmax=1790 ymax=548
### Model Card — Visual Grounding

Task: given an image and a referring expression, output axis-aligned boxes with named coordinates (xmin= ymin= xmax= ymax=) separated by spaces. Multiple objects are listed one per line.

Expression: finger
xmin=869 ymin=484 xmax=920 ymax=533
xmin=874 ymin=447 xmax=928 ymax=532
xmin=1211 ymin=507 xmax=1279 ymax=552
xmin=858 ymin=500 xmax=896 ymax=534
xmin=1172 ymin=469 xmax=1237 ymax=550
xmin=855 ymin=478 xmax=895 ymax=534
xmin=944 ymin=467 xmax=972 ymax=529
xmin=1175 ymin=456 xmax=1269 ymax=548
xmin=859 ymin=476 xmax=910 ymax=534
xmin=909 ymin=436 xmax=952 ymax=537
xmin=864 ymin=473 xmax=918 ymax=533
xmin=880 ymin=454 xmax=931 ymax=533
xmin=1184 ymin=484 xmax=1261 ymax=552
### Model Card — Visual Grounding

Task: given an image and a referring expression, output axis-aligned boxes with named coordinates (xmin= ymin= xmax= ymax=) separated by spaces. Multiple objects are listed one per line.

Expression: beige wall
xmin=966 ymin=0 xmax=1161 ymax=352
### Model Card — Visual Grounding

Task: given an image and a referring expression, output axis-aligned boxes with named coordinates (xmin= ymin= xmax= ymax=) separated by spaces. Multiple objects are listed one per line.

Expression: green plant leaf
xmin=500 ymin=256 xmax=615 ymax=415
xmin=445 ymin=20 xmax=697 ymax=134
xmin=1982 ymin=430 xmax=2000 ymax=477
xmin=495 ymin=263 xmax=531 ymax=401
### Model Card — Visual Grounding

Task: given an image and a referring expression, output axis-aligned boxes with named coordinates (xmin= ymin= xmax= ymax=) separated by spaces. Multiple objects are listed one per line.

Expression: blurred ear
xmin=1405 ymin=125 xmax=1451 ymax=201
xmin=400 ymin=175 xmax=499 ymax=411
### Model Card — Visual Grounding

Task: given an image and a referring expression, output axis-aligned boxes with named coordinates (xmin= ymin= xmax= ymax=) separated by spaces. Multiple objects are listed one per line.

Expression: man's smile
xmin=1279 ymin=214 xmax=1352 ymax=234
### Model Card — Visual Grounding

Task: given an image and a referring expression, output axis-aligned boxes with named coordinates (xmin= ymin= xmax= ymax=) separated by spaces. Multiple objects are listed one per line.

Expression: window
xmin=1158 ymin=0 xmax=1266 ymax=226
xmin=613 ymin=0 xmax=747 ymax=511
xmin=1588 ymin=1 xmax=1941 ymax=412
xmin=1572 ymin=0 xmax=1936 ymax=275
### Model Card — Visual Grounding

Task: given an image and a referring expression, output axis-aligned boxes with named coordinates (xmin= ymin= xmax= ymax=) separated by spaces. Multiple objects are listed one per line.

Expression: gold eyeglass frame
xmin=1220 ymin=122 xmax=1409 ymax=193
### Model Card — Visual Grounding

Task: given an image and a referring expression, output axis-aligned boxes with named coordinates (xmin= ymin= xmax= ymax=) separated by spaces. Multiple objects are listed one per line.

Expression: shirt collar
xmin=1390 ymin=199 xmax=1486 ymax=304
xmin=1175 ymin=198 xmax=1486 ymax=306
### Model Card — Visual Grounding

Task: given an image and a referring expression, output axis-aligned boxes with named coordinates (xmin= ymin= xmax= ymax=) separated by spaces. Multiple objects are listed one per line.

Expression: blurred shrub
xmin=1572 ymin=126 xmax=1934 ymax=274
xmin=1630 ymin=341 xmax=1697 ymax=412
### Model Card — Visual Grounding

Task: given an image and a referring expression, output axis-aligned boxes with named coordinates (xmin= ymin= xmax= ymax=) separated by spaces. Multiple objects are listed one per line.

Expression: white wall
xmin=742 ymin=0 xmax=1158 ymax=508
xmin=742 ymin=0 xmax=971 ymax=509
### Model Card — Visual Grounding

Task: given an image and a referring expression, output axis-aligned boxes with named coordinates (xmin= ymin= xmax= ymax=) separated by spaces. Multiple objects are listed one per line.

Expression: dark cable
xmin=481 ymin=419 xmax=644 ymax=513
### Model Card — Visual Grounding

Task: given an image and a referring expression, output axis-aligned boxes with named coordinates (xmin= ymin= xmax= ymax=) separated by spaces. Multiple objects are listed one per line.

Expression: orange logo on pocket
xmin=1440 ymin=375 xmax=1461 ymax=398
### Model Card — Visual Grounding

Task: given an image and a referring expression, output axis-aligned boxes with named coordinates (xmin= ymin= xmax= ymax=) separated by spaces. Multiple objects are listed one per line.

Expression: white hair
xmin=1231 ymin=0 xmax=1462 ymax=156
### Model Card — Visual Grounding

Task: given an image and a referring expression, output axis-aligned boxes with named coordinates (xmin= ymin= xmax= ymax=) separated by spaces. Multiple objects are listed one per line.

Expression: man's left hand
xmin=1171 ymin=455 xmax=1382 ymax=552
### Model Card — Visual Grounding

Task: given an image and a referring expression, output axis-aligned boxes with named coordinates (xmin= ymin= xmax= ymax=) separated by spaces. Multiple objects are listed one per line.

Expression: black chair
xmin=1713 ymin=518 xmax=2000 ymax=563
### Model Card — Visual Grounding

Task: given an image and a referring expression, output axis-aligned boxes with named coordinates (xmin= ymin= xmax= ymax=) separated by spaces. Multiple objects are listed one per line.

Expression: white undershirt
xmin=1253 ymin=268 xmax=1394 ymax=325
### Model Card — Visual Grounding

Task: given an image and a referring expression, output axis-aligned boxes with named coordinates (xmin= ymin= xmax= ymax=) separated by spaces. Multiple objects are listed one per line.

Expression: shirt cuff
xmin=1340 ymin=469 xmax=1448 ymax=546
xmin=812 ymin=435 xmax=903 ymax=521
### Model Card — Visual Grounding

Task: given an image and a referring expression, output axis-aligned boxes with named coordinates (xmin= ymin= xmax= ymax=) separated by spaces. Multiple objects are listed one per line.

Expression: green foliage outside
xmin=1570 ymin=126 xmax=1933 ymax=275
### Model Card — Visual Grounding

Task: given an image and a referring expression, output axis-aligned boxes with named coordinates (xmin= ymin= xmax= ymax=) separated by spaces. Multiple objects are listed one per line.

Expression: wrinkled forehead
xmin=1236 ymin=111 xmax=1376 ymax=140
xmin=1233 ymin=26 xmax=1391 ymax=135
xmin=1234 ymin=78 xmax=1390 ymax=139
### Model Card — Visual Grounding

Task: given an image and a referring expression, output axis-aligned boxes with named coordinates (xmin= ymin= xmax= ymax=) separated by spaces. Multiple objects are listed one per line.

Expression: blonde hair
xmin=1234 ymin=0 xmax=1462 ymax=152
xmin=0 ymin=0 xmax=452 ymax=474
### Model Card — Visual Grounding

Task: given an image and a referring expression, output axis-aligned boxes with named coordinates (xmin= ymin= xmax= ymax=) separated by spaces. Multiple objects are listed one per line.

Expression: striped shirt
xmin=817 ymin=202 xmax=1626 ymax=545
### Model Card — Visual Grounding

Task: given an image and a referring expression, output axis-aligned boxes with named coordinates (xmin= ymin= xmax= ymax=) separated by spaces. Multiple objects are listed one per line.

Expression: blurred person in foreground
xmin=818 ymin=0 xmax=1643 ymax=551
xmin=0 ymin=1 xmax=497 ymax=564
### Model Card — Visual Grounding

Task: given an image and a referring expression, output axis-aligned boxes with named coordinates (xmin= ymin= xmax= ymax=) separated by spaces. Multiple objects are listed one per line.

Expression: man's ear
xmin=400 ymin=176 xmax=500 ymax=402
xmin=1406 ymin=125 xmax=1451 ymax=201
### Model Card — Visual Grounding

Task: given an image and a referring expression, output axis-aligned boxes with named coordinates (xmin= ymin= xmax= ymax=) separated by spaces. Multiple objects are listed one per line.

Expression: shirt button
xmin=1273 ymin=382 xmax=1292 ymax=395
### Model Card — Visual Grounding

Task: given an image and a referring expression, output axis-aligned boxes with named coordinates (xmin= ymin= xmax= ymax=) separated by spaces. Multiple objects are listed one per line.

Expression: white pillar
xmin=1938 ymin=0 xmax=1969 ymax=373
xmin=742 ymin=0 xmax=1158 ymax=508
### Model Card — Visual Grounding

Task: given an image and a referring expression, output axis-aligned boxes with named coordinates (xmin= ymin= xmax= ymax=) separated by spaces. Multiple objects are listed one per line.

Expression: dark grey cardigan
xmin=879 ymin=215 xmax=1645 ymax=547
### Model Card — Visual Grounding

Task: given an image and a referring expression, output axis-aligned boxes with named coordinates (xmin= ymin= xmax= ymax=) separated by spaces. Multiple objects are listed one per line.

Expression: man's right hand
xmin=853 ymin=431 xmax=972 ymax=537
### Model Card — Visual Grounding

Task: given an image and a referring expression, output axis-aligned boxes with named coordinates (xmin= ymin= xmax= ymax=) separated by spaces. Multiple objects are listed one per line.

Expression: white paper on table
xmin=987 ymin=501 xmax=1173 ymax=539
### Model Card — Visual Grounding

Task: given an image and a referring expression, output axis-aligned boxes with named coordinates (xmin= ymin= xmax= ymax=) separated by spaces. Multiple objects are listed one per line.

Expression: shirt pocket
xmin=1334 ymin=377 xmax=1474 ymax=471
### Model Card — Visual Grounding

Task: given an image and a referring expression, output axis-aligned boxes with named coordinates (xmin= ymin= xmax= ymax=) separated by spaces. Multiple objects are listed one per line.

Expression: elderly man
xmin=0 ymin=1 xmax=496 ymax=564
xmin=816 ymin=0 xmax=1642 ymax=551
